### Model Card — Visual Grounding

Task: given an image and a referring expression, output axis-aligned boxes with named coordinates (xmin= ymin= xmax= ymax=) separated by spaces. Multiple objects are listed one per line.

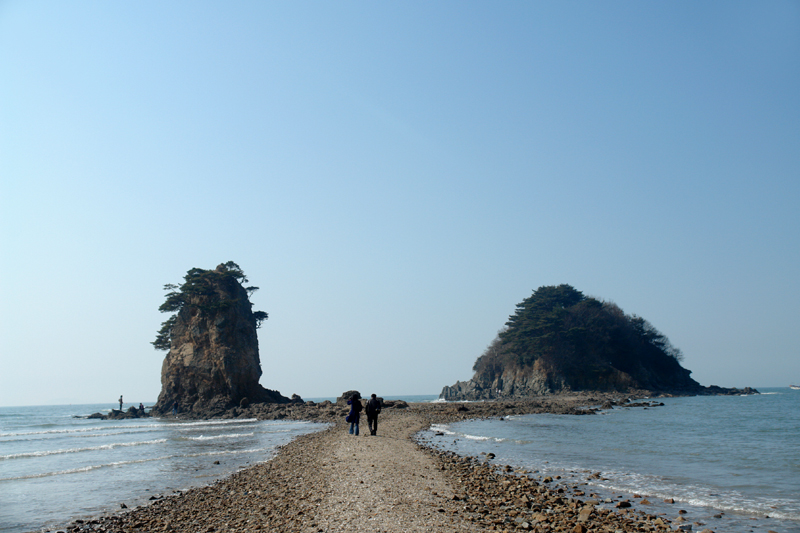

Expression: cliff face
xmin=441 ymin=360 xmax=567 ymax=401
xmin=441 ymin=285 xmax=704 ymax=401
xmin=153 ymin=265 xmax=287 ymax=415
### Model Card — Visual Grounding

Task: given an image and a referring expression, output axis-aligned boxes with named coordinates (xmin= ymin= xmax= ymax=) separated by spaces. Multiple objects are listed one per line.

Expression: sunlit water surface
xmin=420 ymin=388 xmax=799 ymax=533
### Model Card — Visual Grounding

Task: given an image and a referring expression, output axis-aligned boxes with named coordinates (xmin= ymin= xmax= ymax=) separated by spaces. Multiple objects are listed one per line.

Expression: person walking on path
xmin=346 ymin=394 xmax=362 ymax=436
xmin=365 ymin=393 xmax=381 ymax=436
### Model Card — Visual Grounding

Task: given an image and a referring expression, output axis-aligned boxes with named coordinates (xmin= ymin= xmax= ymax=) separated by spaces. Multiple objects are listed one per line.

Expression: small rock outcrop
xmin=152 ymin=263 xmax=288 ymax=416
xmin=336 ymin=390 xmax=361 ymax=405
xmin=84 ymin=407 xmax=150 ymax=420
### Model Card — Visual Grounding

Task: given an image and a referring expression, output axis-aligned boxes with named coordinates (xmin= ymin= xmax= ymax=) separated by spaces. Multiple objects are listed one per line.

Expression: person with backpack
xmin=346 ymin=393 xmax=363 ymax=436
xmin=365 ymin=393 xmax=381 ymax=436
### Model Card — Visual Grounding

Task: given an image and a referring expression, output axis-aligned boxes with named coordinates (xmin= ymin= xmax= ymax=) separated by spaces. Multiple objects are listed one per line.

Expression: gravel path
xmin=312 ymin=411 xmax=482 ymax=533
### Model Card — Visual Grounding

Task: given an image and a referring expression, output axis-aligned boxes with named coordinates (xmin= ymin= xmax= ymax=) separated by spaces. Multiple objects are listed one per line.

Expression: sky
xmin=1 ymin=2 xmax=798 ymax=407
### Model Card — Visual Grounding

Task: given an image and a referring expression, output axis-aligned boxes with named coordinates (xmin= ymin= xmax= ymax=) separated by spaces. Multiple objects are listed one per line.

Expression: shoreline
xmin=40 ymin=393 xmax=694 ymax=533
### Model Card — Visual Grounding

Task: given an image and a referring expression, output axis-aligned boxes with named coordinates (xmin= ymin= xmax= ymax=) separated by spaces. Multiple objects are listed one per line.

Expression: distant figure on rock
xmin=346 ymin=394 xmax=362 ymax=436
xmin=139 ymin=403 xmax=144 ymax=411
xmin=365 ymin=393 xmax=381 ymax=436
xmin=119 ymin=395 xmax=123 ymax=410
xmin=172 ymin=400 xmax=178 ymax=416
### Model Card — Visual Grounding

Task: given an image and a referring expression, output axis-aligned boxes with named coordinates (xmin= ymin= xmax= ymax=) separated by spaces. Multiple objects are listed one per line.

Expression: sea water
xmin=0 ymin=404 xmax=327 ymax=533
xmin=421 ymin=388 xmax=800 ymax=533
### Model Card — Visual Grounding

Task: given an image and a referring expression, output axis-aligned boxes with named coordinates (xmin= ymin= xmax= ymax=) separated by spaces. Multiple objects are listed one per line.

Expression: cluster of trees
xmin=473 ymin=284 xmax=687 ymax=389
xmin=152 ymin=261 xmax=268 ymax=351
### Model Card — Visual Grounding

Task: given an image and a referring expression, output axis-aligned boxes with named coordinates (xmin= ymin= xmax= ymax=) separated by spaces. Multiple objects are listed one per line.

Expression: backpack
xmin=366 ymin=398 xmax=381 ymax=415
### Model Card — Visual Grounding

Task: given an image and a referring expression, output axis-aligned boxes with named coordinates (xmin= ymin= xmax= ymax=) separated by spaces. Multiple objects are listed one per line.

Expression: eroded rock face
xmin=440 ymin=350 xmax=701 ymax=401
xmin=440 ymin=360 xmax=754 ymax=401
xmin=153 ymin=265 xmax=287 ymax=416
xmin=440 ymin=360 xmax=568 ymax=401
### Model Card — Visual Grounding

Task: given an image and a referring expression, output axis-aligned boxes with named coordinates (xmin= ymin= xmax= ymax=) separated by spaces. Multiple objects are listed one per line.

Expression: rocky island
xmin=151 ymin=262 xmax=289 ymax=417
xmin=441 ymin=284 xmax=756 ymax=400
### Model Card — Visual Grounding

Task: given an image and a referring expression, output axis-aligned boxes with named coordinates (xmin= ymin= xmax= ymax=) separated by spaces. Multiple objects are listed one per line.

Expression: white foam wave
xmin=180 ymin=447 xmax=270 ymax=458
xmin=428 ymin=425 xmax=514 ymax=443
xmin=1 ymin=438 xmax=168 ymax=460
xmin=0 ymin=423 xmax=165 ymax=438
xmin=178 ymin=424 xmax=255 ymax=433
xmin=1 ymin=427 xmax=164 ymax=443
xmin=185 ymin=433 xmax=254 ymax=441
xmin=174 ymin=418 xmax=258 ymax=427
xmin=0 ymin=455 xmax=172 ymax=481
xmin=462 ymin=433 xmax=491 ymax=441
xmin=587 ymin=470 xmax=800 ymax=521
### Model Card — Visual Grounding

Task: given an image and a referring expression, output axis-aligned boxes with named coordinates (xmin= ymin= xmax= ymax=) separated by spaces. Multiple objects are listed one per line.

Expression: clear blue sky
xmin=1 ymin=2 xmax=798 ymax=407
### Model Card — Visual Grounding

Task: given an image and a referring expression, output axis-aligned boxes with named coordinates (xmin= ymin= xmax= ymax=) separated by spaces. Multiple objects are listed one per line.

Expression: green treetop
xmin=152 ymin=261 xmax=268 ymax=351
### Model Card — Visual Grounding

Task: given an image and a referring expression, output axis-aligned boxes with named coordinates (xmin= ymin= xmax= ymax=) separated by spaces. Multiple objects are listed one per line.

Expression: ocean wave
xmin=491 ymin=437 xmax=533 ymax=445
xmin=178 ymin=424 xmax=253 ymax=433
xmin=0 ymin=455 xmax=172 ymax=481
xmin=180 ymin=447 xmax=271 ymax=458
xmin=0 ymin=438 xmax=168 ymax=460
xmin=184 ymin=432 xmax=255 ymax=441
xmin=0 ymin=423 xmax=164 ymax=438
xmin=173 ymin=418 xmax=258 ymax=427
xmin=427 ymin=425 xmax=517 ymax=443
xmin=0 ymin=427 xmax=164 ymax=443
xmin=462 ymin=433 xmax=491 ymax=441
xmin=682 ymin=493 xmax=800 ymax=521
xmin=586 ymin=470 xmax=800 ymax=522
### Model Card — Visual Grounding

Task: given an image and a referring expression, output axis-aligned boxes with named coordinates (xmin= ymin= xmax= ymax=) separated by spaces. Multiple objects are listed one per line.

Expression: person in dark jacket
xmin=365 ymin=393 xmax=381 ymax=436
xmin=347 ymin=394 xmax=362 ymax=436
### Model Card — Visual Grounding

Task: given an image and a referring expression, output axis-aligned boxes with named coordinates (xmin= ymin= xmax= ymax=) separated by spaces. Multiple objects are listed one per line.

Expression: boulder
xmin=95 ymin=408 xmax=150 ymax=420
xmin=336 ymin=391 xmax=361 ymax=404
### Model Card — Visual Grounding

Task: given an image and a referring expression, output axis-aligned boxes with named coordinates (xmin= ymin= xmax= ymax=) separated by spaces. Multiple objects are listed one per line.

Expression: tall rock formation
xmin=152 ymin=263 xmax=288 ymax=416
xmin=441 ymin=284 xmax=703 ymax=401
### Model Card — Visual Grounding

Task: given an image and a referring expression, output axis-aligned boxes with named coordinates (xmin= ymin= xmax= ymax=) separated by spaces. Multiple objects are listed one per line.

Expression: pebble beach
xmin=40 ymin=394 xmax=716 ymax=533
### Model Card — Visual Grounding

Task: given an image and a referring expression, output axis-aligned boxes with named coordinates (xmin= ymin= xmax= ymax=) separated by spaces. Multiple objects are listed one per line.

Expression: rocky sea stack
xmin=442 ymin=285 xmax=708 ymax=401
xmin=152 ymin=262 xmax=288 ymax=416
